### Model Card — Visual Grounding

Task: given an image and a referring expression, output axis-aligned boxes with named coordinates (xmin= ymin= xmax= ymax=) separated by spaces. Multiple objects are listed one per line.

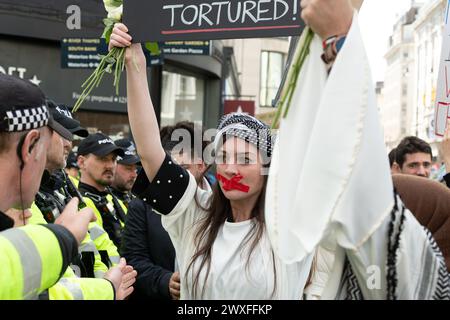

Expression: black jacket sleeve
xmin=444 ymin=173 xmax=450 ymax=188
xmin=121 ymin=199 xmax=173 ymax=299
xmin=0 ymin=212 xmax=14 ymax=231
xmin=132 ymin=153 xmax=190 ymax=215
xmin=42 ymin=224 xmax=78 ymax=278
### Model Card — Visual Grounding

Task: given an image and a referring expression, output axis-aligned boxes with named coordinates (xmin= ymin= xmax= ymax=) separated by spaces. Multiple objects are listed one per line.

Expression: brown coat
xmin=392 ymin=174 xmax=450 ymax=271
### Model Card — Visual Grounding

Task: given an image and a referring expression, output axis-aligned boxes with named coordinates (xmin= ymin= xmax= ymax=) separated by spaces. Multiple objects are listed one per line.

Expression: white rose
xmin=107 ymin=4 xmax=123 ymax=21
xmin=104 ymin=0 xmax=122 ymax=14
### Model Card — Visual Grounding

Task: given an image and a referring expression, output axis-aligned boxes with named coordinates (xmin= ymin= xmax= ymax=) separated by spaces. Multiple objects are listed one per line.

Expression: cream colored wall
xmin=223 ymin=38 xmax=290 ymax=114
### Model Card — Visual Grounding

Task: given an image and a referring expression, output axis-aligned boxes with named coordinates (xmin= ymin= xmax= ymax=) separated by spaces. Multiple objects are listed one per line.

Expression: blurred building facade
xmin=380 ymin=0 xmax=446 ymax=157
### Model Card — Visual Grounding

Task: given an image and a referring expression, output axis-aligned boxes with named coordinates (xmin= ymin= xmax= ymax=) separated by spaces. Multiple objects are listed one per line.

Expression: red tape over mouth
xmin=216 ymin=174 xmax=250 ymax=193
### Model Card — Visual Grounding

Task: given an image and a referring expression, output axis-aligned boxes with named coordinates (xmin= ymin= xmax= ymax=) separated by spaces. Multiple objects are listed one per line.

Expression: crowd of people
xmin=1 ymin=0 xmax=449 ymax=300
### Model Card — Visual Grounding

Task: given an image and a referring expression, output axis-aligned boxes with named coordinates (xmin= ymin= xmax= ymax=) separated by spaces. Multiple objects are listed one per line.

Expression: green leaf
xmin=105 ymin=56 xmax=116 ymax=64
xmin=145 ymin=42 xmax=161 ymax=56
xmin=102 ymin=24 xmax=114 ymax=44
xmin=105 ymin=64 xmax=113 ymax=73
xmin=103 ymin=18 xmax=116 ymax=27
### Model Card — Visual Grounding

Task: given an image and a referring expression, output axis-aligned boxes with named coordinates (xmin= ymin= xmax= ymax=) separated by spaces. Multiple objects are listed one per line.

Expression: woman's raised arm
xmin=110 ymin=23 xmax=166 ymax=181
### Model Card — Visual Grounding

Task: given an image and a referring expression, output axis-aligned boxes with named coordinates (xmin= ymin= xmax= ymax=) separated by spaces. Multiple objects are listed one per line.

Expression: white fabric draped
xmin=265 ymin=12 xmax=393 ymax=264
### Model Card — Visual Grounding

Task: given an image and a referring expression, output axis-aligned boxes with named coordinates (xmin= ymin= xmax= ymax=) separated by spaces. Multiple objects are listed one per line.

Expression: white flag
xmin=265 ymin=13 xmax=394 ymax=264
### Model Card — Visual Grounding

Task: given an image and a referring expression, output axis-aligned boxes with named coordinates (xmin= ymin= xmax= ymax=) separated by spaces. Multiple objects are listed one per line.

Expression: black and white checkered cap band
xmin=5 ymin=105 xmax=49 ymax=132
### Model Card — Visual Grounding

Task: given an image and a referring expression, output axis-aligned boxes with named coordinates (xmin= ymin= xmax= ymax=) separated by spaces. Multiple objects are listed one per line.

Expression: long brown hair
xmin=185 ymin=163 xmax=277 ymax=299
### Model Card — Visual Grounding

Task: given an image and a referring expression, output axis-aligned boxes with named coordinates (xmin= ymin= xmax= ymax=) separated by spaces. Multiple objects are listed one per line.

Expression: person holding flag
xmin=109 ymin=0 xmax=449 ymax=299
xmin=267 ymin=0 xmax=449 ymax=299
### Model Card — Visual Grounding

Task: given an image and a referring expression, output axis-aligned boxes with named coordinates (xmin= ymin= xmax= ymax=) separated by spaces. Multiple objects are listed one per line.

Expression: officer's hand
xmin=104 ymin=258 xmax=136 ymax=300
xmin=301 ymin=0 xmax=354 ymax=40
xmin=169 ymin=271 xmax=180 ymax=300
xmin=118 ymin=263 xmax=137 ymax=300
xmin=55 ymin=198 xmax=96 ymax=244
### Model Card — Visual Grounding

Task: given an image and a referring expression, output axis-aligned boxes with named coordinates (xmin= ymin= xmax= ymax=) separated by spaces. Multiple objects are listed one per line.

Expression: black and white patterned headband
xmin=1 ymin=105 xmax=49 ymax=132
xmin=214 ymin=113 xmax=274 ymax=157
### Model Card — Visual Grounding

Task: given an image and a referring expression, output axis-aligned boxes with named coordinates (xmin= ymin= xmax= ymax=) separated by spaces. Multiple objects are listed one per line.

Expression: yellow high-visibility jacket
xmin=83 ymin=197 xmax=121 ymax=266
xmin=68 ymin=175 xmax=80 ymax=188
xmin=29 ymin=203 xmax=108 ymax=277
xmin=27 ymin=204 xmax=114 ymax=300
xmin=0 ymin=224 xmax=77 ymax=299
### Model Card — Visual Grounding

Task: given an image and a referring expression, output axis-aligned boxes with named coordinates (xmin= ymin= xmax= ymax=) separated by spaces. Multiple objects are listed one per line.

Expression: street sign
xmin=163 ymin=41 xmax=211 ymax=56
xmin=61 ymin=38 xmax=107 ymax=69
xmin=61 ymin=38 xmax=164 ymax=69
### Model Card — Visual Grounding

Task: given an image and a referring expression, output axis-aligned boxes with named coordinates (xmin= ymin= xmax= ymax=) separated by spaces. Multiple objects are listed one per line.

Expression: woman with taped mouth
xmin=109 ymin=23 xmax=313 ymax=299
xmin=109 ymin=0 xmax=450 ymax=300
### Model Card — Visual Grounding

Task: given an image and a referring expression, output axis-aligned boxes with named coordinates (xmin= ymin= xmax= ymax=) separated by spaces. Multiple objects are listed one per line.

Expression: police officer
xmin=0 ymin=74 xmax=107 ymax=299
xmin=65 ymin=151 xmax=80 ymax=184
xmin=33 ymin=101 xmax=87 ymax=224
xmin=77 ymin=133 xmax=127 ymax=254
xmin=28 ymin=101 xmax=113 ymax=280
xmin=1 ymin=206 xmax=96 ymax=299
xmin=111 ymin=138 xmax=140 ymax=209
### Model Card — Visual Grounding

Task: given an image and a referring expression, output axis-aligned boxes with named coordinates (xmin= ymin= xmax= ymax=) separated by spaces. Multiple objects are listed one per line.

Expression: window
xmin=260 ymin=51 xmax=284 ymax=108
xmin=73 ymin=111 xmax=130 ymax=142
xmin=161 ymin=69 xmax=205 ymax=127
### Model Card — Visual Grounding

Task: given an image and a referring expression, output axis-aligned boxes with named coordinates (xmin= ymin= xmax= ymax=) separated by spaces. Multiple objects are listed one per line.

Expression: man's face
xmin=21 ymin=127 xmax=52 ymax=207
xmin=46 ymin=131 xmax=72 ymax=171
xmin=80 ymin=153 xmax=117 ymax=187
xmin=112 ymin=163 xmax=138 ymax=192
xmin=171 ymin=151 xmax=206 ymax=182
xmin=400 ymin=152 xmax=432 ymax=178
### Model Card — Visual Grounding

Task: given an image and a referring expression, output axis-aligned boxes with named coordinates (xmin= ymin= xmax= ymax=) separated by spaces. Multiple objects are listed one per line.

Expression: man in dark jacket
xmin=121 ymin=122 xmax=209 ymax=300
xmin=121 ymin=198 xmax=176 ymax=299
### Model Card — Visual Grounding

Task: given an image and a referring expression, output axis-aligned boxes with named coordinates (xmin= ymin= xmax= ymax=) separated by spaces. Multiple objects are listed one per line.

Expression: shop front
xmin=0 ymin=0 xmax=235 ymax=139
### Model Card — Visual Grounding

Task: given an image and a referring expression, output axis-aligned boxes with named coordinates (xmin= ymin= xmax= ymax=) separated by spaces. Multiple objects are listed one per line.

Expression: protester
xmin=388 ymin=148 xmax=400 ymax=174
xmin=112 ymin=24 xmax=313 ymax=298
xmin=393 ymin=174 xmax=450 ymax=271
xmin=394 ymin=136 xmax=433 ymax=178
xmin=110 ymin=0 xmax=450 ymax=300
xmin=3 ymin=0 xmax=450 ymax=303
xmin=121 ymin=122 xmax=210 ymax=300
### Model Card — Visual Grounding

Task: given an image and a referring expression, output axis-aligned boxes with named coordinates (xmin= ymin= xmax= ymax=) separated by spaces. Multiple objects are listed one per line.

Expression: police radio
xmin=60 ymin=170 xmax=87 ymax=209
xmin=106 ymin=187 xmax=127 ymax=224
xmin=35 ymin=192 xmax=60 ymax=223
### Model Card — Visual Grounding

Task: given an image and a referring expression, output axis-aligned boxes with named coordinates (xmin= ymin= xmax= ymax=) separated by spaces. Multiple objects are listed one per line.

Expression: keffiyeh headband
xmin=214 ymin=113 xmax=274 ymax=158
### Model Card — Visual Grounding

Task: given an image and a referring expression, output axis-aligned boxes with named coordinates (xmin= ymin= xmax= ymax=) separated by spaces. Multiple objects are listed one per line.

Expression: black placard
xmin=123 ymin=0 xmax=304 ymax=42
